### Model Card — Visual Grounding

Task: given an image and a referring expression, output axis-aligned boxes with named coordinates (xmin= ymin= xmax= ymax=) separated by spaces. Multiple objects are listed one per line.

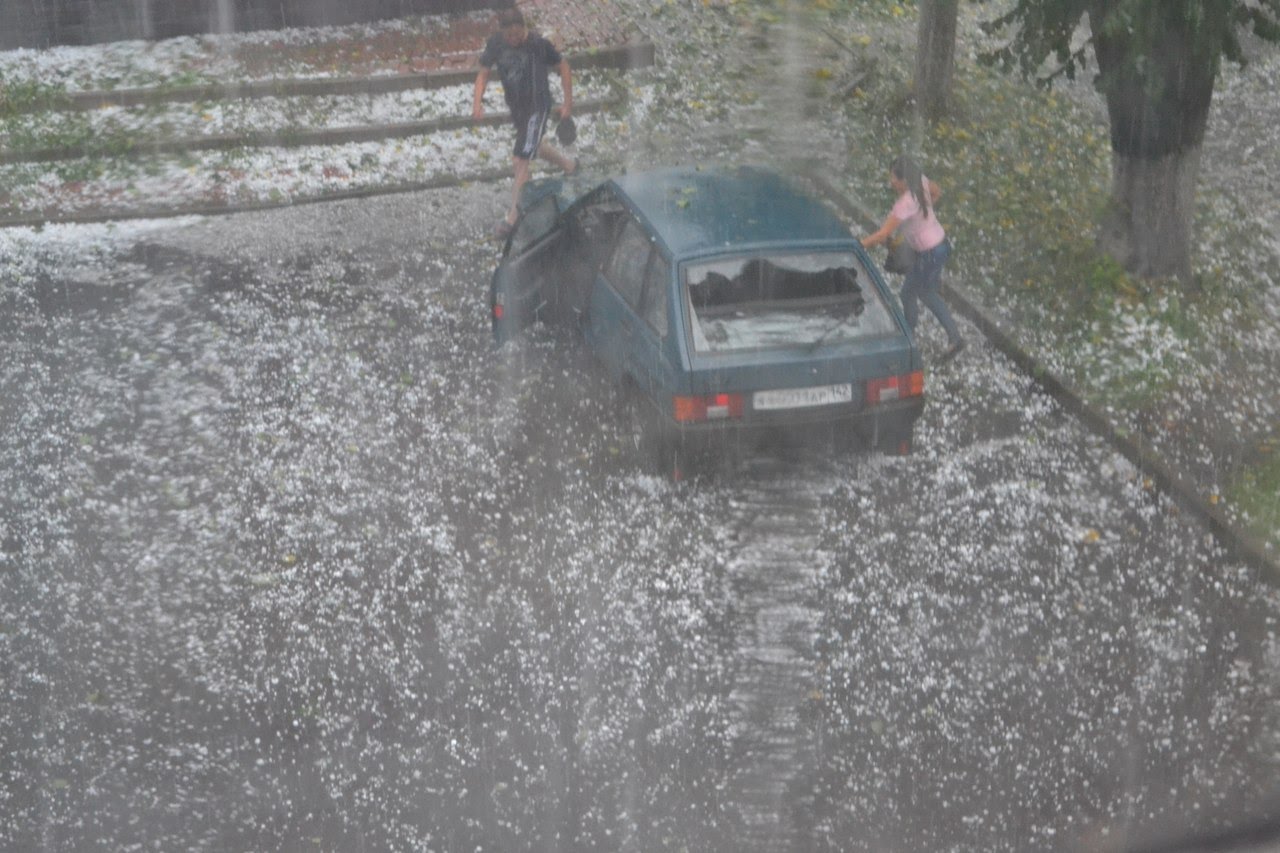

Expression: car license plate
xmin=753 ymin=383 xmax=852 ymax=410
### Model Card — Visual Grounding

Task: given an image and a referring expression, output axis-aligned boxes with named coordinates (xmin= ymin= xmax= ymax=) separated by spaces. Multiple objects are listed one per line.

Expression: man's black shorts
xmin=512 ymin=108 xmax=550 ymax=160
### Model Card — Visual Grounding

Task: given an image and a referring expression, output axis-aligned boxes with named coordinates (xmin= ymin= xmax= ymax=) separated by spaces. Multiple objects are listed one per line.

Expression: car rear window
xmin=684 ymin=252 xmax=897 ymax=353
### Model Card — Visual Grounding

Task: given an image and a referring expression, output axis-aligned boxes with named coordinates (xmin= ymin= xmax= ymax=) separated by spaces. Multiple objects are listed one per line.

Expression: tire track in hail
xmin=721 ymin=452 xmax=833 ymax=851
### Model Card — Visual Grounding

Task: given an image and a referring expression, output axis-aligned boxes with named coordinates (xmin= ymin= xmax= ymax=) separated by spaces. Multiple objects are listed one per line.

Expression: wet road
xmin=3 ymin=187 xmax=1279 ymax=851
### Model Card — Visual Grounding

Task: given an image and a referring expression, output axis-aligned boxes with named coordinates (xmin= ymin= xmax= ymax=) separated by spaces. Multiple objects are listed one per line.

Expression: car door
xmin=489 ymin=193 xmax=563 ymax=344
xmin=589 ymin=216 xmax=668 ymax=393
xmin=635 ymin=248 xmax=677 ymax=401
xmin=554 ymin=191 xmax=627 ymax=324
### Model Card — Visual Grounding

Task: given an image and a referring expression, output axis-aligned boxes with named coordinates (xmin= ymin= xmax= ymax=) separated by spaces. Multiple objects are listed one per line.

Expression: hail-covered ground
xmin=3 ymin=2 xmax=1280 ymax=850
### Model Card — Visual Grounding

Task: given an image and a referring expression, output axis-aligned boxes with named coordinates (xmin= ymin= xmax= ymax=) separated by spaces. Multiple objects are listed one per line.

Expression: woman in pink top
xmin=861 ymin=155 xmax=965 ymax=362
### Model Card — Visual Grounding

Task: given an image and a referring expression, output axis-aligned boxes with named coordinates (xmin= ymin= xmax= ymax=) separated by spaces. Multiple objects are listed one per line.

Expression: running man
xmin=472 ymin=9 xmax=576 ymax=238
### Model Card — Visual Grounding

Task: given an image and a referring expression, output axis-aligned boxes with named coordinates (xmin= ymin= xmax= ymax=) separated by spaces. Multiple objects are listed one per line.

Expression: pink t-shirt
xmin=891 ymin=177 xmax=946 ymax=252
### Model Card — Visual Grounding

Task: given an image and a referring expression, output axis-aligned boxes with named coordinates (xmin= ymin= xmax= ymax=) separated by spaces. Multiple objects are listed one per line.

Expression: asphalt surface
xmin=3 ymin=186 xmax=1279 ymax=850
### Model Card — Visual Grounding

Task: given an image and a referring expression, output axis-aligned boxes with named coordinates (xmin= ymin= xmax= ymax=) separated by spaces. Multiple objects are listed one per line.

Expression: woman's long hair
xmin=891 ymin=155 xmax=929 ymax=219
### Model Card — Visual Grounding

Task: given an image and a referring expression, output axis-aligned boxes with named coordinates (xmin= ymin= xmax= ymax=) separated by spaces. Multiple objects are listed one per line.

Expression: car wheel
xmin=658 ymin=439 xmax=689 ymax=482
xmin=621 ymin=386 xmax=658 ymax=456
xmin=621 ymin=387 xmax=691 ymax=480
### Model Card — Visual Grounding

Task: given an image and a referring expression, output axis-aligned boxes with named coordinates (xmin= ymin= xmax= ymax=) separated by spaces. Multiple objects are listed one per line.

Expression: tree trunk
xmin=914 ymin=0 xmax=959 ymax=120
xmin=1089 ymin=0 xmax=1231 ymax=282
xmin=1097 ymin=147 xmax=1200 ymax=281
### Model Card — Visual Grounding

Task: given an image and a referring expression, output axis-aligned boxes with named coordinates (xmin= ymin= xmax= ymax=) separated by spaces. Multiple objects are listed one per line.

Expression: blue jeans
xmin=901 ymin=238 xmax=961 ymax=345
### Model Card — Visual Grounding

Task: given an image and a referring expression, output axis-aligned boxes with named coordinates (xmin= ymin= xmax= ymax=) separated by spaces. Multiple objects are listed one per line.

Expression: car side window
xmin=508 ymin=195 xmax=558 ymax=256
xmin=604 ymin=218 xmax=651 ymax=310
xmin=639 ymin=252 xmax=670 ymax=337
xmin=572 ymin=196 xmax=628 ymax=272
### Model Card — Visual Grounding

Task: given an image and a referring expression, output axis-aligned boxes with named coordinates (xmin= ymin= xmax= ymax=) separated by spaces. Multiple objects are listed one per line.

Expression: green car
xmin=490 ymin=164 xmax=924 ymax=475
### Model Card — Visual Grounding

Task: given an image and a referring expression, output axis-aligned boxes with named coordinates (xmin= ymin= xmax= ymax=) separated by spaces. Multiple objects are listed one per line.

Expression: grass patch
xmin=1 ymin=109 xmax=143 ymax=161
xmin=152 ymin=70 xmax=213 ymax=93
xmin=829 ymin=3 xmax=1260 ymax=332
xmin=1232 ymin=445 xmax=1280 ymax=550
xmin=0 ymin=77 xmax=70 ymax=117
xmin=840 ymin=60 xmax=1115 ymax=324
xmin=834 ymin=29 xmax=1263 ymax=396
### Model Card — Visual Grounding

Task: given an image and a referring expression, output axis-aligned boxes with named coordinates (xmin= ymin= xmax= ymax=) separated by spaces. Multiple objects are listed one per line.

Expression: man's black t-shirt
xmin=479 ymin=32 xmax=562 ymax=116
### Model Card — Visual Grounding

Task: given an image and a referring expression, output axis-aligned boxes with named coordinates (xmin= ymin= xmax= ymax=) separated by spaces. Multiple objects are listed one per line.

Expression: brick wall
xmin=0 ymin=0 xmax=512 ymax=50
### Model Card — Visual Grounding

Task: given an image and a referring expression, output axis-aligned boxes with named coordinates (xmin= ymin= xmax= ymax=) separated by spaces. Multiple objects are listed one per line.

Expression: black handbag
xmin=556 ymin=115 xmax=577 ymax=146
xmin=883 ymin=235 xmax=917 ymax=274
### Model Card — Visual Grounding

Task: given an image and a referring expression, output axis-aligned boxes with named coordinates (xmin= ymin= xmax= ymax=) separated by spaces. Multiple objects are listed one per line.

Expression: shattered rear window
xmin=684 ymin=252 xmax=897 ymax=353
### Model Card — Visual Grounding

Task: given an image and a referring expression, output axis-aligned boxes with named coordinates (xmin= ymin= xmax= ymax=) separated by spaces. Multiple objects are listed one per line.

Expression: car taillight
xmin=493 ymin=293 xmax=504 ymax=320
xmin=866 ymin=371 xmax=924 ymax=404
xmin=673 ymin=392 xmax=745 ymax=423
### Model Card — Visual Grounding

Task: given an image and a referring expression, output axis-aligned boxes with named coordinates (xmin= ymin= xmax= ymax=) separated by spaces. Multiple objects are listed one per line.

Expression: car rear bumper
xmin=659 ymin=395 xmax=925 ymax=450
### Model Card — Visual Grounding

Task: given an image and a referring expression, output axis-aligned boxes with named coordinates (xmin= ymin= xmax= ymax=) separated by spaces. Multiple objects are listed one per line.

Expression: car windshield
xmin=684 ymin=251 xmax=896 ymax=353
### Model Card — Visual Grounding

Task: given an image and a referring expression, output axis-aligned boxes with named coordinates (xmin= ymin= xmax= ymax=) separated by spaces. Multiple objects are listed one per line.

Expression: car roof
xmin=607 ymin=165 xmax=852 ymax=259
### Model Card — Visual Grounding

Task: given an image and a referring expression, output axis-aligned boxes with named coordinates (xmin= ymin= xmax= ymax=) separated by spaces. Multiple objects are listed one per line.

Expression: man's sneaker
xmin=938 ymin=339 xmax=967 ymax=364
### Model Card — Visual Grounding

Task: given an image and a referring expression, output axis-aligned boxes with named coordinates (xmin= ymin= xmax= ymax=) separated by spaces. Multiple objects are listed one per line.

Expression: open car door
xmin=490 ymin=192 xmax=566 ymax=345
xmin=489 ymin=182 xmax=624 ymax=346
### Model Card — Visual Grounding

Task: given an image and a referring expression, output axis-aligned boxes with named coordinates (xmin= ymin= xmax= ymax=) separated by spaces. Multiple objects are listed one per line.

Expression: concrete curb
xmin=0 ymin=166 xmax=516 ymax=228
xmin=16 ymin=42 xmax=655 ymax=113
xmin=0 ymin=96 xmax=621 ymax=165
xmin=801 ymin=167 xmax=1279 ymax=583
